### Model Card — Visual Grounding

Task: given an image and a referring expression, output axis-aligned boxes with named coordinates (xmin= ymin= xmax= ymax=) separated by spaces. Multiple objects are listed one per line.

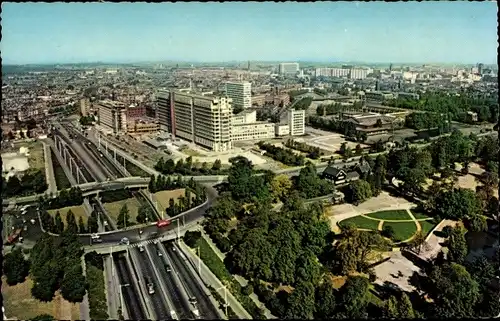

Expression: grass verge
xmin=364 ymin=210 xmax=411 ymax=221
xmin=339 ymin=216 xmax=380 ymax=231
xmin=190 ymin=237 xmax=265 ymax=319
xmin=102 ymin=198 xmax=141 ymax=223
xmin=410 ymin=210 xmax=432 ymax=220
xmin=48 ymin=205 xmax=88 ymax=227
xmin=1 ymin=276 xmax=79 ymax=320
xmin=419 ymin=220 xmax=436 ymax=237
xmin=381 ymin=221 xmax=418 ymax=242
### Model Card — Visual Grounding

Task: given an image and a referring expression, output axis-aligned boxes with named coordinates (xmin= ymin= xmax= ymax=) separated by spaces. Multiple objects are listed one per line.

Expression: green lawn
xmin=364 ymin=210 xmax=411 ymax=221
xmin=382 ymin=221 xmax=418 ymax=242
xmin=339 ymin=216 xmax=380 ymax=231
xmin=411 ymin=210 xmax=432 ymax=220
xmin=419 ymin=220 xmax=436 ymax=237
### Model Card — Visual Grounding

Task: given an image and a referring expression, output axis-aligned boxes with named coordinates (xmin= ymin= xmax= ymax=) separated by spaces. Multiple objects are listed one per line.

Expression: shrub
xmin=382 ymin=225 xmax=395 ymax=239
xmin=243 ymin=284 xmax=254 ymax=295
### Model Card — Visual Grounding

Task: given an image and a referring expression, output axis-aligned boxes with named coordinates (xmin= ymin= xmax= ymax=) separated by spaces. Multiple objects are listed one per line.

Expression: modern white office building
xmin=231 ymin=110 xmax=275 ymax=141
xmin=279 ymin=63 xmax=300 ymax=76
xmin=288 ymin=109 xmax=306 ymax=136
xmin=156 ymin=90 xmax=233 ymax=152
xmin=225 ymin=81 xmax=252 ymax=110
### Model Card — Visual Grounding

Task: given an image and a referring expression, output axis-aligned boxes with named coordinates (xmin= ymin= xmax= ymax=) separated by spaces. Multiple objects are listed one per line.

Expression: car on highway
xmin=91 ymin=234 xmax=103 ymax=243
xmin=189 ymin=297 xmax=197 ymax=305
xmin=157 ymin=251 xmax=162 ymax=257
xmin=165 ymin=264 xmax=171 ymax=272
xmin=147 ymin=282 xmax=155 ymax=295
xmin=120 ymin=237 xmax=130 ymax=245
xmin=139 ymin=245 xmax=145 ymax=252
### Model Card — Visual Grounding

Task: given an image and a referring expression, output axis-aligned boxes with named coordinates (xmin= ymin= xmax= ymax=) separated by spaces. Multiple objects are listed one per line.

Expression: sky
xmin=1 ymin=2 xmax=497 ymax=65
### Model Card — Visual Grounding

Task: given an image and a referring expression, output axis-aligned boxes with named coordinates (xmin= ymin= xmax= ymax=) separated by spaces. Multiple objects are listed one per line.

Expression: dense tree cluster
xmin=294 ymin=162 xmax=334 ymax=199
xmin=383 ymin=91 xmax=498 ymax=124
xmin=3 ymin=247 xmax=30 ymax=286
xmin=405 ymin=112 xmax=451 ymax=131
xmin=284 ymin=139 xmax=323 ymax=159
xmin=309 ymin=116 xmax=368 ymax=142
xmin=225 ymin=197 xmax=331 ymax=287
xmin=79 ymin=115 xmax=95 ymax=126
xmin=154 ymin=157 xmax=225 ymax=176
xmin=44 ymin=187 xmax=83 ymax=209
xmin=258 ymin=142 xmax=305 ymax=166
xmin=2 ymin=169 xmax=47 ymax=198
xmin=148 ymin=175 xmax=206 ymax=203
xmin=30 ymin=233 xmax=86 ymax=303
xmin=288 ymin=89 xmax=309 ymax=101
xmin=316 ymin=101 xmax=364 ymax=116
xmin=293 ymin=97 xmax=313 ymax=110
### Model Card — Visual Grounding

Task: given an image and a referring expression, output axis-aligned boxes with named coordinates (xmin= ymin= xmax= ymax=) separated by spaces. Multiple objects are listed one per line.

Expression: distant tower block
xmin=389 ymin=63 xmax=393 ymax=72
xmin=247 ymin=61 xmax=250 ymax=71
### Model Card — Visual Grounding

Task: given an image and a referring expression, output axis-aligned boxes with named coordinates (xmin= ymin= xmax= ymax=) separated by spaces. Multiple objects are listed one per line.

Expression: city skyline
xmin=1 ymin=2 xmax=497 ymax=65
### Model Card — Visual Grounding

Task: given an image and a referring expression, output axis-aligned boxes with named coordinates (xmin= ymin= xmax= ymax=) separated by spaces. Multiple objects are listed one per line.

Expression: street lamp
xmin=216 ymin=285 xmax=228 ymax=317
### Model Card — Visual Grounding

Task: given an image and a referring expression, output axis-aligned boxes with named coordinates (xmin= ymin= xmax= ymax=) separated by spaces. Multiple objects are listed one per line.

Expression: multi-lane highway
xmin=164 ymin=242 xmax=221 ymax=319
xmin=113 ymin=252 xmax=147 ymax=320
xmin=134 ymin=246 xmax=174 ymax=319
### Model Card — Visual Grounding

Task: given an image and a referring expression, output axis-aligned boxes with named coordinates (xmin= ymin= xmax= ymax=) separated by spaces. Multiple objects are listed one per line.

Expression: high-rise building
xmin=156 ymin=90 xmax=233 ymax=152
xmin=350 ymin=69 xmax=368 ymax=80
xmin=279 ymin=62 xmax=299 ymax=75
xmin=97 ymin=100 xmax=127 ymax=134
xmin=288 ymin=109 xmax=305 ymax=136
xmin=225 ymin=82 xmax=252 ymax=110
xmin=477 ymin=63 xmax=484 ymax=75
xmin=389 ymin=63 xmax=393 ymax=72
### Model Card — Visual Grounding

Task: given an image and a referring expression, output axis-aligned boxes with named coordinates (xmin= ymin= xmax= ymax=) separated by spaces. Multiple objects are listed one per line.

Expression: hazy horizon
xmin=1 ymin=2 xmax=497 ymax=65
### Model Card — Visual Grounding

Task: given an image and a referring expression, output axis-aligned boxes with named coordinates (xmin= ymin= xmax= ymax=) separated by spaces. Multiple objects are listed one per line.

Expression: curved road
xmin=19 ymin=184 xmax=218 ymax=247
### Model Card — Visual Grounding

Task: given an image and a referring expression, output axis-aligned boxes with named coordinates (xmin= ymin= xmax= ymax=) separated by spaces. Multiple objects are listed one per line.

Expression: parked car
xmin=147 ymin=283 xmax=155 ymax=295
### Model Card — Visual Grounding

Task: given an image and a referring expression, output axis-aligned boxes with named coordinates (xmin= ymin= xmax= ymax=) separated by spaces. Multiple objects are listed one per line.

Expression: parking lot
xmin=302 ymin=127 xmax=370 ymax=153
xmin=372 ymin=251 xmax=422 ymax=293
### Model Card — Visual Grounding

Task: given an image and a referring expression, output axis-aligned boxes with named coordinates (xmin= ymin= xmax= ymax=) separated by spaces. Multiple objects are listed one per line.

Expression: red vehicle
xmin=156 ymin=219 xmax=171 ymax=228
xmin=6 ymin=229 xmax=22 ymax=245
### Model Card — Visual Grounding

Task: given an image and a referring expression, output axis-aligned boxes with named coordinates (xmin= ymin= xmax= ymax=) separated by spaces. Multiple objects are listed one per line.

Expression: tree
xmin=54 ymin=211 xmax=64 ymax=234
xmin=337 ymin=276 xmax=371 ymax=319
xmin=285 ymin=281 xmax=316 ymax=320
xmin=398 ymin=293 xmax=416 ymax=318
xmin=65 ymin=210 xmax=78 ymax=234
xmin=6 ymin=175 xmax=22 ymax=197
xmin=116 ymin=204 xmax=131 ymax=229
xmin=87 ymin=214 xmax=98 ymax=233
xmin=60 ymin=264 xmax=86 ymax=303
xmin=270 ymin=174 xmax=293 ymax=203
xmin=430 ymin=263 xmax=480 ymax=318
xmin=383 ymin=295 xmax=399 ymax=318
xmin=433 ymin=188 xmax=482 ymax=220
xmin=78 ymin=216 xmax=86 ymax=234
xmin=3 ymin=247 xmax=30 ymax=285
xmin=408 ymin=230 xmax=426 ymax=253
xmin=314 ymin=279 xmax=337 ymax=319
xmin=333 ymin=228 xmax=389 ymax=274
xmin=355 ymin=144 xmax=363 ymax=155
xmin=137 ymin=204 xmax=153 ymax=224
xmin=465 ymin=214 xmax=487 ymax=232
xmin=346 ymin=179 xmax=372 ymax=204
xmin=212 ymin=159 xmax=222 ymax=171
xmin=447 ymin=226 xmax=468 ymax=264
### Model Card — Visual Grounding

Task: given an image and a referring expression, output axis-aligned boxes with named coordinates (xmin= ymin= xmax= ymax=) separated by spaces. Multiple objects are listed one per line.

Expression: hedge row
xmin=86 ymin=264 xmax=109 ymax=320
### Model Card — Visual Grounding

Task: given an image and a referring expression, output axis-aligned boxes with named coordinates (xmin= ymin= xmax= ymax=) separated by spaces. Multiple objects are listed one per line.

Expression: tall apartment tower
xmin=288 ymin=109 xmax=305 ymax=136
xmin=278 ymin=62 xmax=299 ymax=75
xmin=225 ymin=82 xmax=252 ymax=110
xmin=156 ymin=90 xmax=233 ymax=152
